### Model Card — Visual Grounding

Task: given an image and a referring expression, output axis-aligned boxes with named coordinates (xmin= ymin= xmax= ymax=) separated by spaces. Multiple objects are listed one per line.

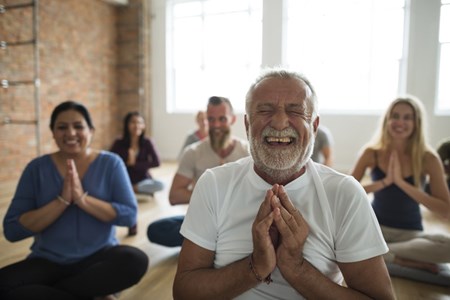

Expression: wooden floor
xmin=1 ymin=161 xmax=450 ymax=299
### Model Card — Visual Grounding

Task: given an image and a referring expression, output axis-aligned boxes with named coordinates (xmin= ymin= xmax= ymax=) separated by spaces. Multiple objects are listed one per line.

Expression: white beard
xmin=249 ymin=126 xmax=315 ymax=183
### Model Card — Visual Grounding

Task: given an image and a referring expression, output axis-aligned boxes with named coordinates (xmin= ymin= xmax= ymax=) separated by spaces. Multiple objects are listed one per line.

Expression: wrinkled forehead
xmin=252 ymin=77 xmax=311 ymax=106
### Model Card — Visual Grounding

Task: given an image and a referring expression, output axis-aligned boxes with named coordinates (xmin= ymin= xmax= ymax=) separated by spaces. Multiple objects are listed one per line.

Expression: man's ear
xmin=244 ymin=115 xmax=249 ymax=138
xmin=313 ymin=116 xmax=320 ymax=135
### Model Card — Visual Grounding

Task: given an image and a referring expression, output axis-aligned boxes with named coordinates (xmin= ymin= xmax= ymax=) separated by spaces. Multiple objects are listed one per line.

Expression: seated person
xmin=437 ymin=138 xmax=450 ymax=190
xmin=0 ymin=101 xmax=148 ymax=300
xmin=172 ymin=68 xmax=395 ymax=299
xmin=311 ymin=125 xmax=334 ymax=166
xmin=110 ymin=111 xmax=164 ymax=236
xmin=147 ymin=96 xmax=249 ymax=247
xmin=178 ymin=110 xmax=209 ymax=158
xmin=351 ymin=96 xmax=450 ymax=285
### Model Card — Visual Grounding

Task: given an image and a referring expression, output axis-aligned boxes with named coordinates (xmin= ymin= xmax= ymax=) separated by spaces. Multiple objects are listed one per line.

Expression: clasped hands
xmin=60 ymin=159 xmax=86 ymax=205
xmin=383 ymin=151 xmax=404 ymax=187
xmin=251 ymin=184 xmax=309 ymax=281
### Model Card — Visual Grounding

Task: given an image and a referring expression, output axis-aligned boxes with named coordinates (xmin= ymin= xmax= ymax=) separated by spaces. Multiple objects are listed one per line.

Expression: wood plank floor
xmin=1 ymin=161 xmax=450 ymax=299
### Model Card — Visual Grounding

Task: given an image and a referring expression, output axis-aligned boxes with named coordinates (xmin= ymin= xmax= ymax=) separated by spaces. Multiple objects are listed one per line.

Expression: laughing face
xmin=387 ymin=102 xmax=415 ymax=141
xmin=52 ymin=109 xmax=93 ymax=156
xmin=207 ymin=102 xmax=235 ymax=151
xmin=245 ymin=77 xmax=318 ymax=183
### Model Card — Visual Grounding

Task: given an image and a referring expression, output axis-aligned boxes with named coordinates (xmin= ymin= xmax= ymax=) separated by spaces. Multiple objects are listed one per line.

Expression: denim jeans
xmin=147 ymin=215 xmax=184 ymax=247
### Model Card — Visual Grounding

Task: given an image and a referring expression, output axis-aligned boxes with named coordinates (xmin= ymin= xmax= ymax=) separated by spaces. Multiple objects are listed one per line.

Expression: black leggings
xmin=0 ymin=245 xmax=148 ymax=300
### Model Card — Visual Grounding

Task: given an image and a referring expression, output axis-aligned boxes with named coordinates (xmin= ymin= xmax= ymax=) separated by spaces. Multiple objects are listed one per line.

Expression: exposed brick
xmin=0 ymin=0 xmax=151 ymax=188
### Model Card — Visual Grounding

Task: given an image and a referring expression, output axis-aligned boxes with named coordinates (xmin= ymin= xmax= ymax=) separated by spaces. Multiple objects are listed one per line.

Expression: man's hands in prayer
xmin=252 ymin=184 xmax=310 ymax=281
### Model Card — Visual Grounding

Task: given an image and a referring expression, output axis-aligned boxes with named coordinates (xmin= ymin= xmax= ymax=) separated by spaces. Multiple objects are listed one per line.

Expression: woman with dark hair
xmin=110 ymin=111 xmax=164 ymax=235
xmin=0 ymin=100 xmax=148 ymax=300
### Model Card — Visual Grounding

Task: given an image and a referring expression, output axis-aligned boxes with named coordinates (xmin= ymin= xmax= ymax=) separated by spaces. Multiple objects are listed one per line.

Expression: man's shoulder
xmin=310 ymin=161 xmax=355 ymax=184
xmin=187 ymin=138 xmax=211 ymax=151
xmin=208 ymin=156 xmax=252 ymax=174
xmin=195 ymin=157 xmax=252 ymax=188
xmin=178 ymin=139 xmax=214 ymax=168
xmin=232 ymin=136 xmax=250 ymax=152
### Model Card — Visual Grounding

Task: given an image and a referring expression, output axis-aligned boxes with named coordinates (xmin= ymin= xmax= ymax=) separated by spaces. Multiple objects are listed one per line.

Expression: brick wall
xmin=0 ymin=0 xmax=149 ymax=195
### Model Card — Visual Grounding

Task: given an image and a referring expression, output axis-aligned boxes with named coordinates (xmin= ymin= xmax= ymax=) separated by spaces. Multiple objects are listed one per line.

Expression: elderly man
xmin=173 ymin=69 xmax=395 ymax=299
xmin=147 ymin=96 xmax=249 ymax=247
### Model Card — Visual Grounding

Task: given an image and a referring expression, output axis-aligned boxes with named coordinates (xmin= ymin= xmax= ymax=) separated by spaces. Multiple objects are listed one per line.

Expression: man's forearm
xmin=173 ymin=256 xmax=259 ymax=300
xmin=282 ymin=259 xmax=393 ymax=300
xmin=169 ymin=188 xmax=192 ymax=205
xmin=282 ymin=261 xmax=366 ymax=299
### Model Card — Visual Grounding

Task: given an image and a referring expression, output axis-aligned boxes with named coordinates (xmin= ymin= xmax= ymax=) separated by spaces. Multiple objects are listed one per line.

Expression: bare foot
xmin=394 ymin=257 xmax=440 ymax=274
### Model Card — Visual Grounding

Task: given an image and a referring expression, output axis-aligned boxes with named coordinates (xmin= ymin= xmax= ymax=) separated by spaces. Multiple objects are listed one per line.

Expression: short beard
xmin=249 ymin=126 xmax=315 ymax=183
xmin=210 ymin=128 xmax=231 ymax=151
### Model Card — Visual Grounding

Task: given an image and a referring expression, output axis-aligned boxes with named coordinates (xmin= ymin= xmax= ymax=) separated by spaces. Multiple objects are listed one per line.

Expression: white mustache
xmin=262 ymin=127 xmax=298 ymax=139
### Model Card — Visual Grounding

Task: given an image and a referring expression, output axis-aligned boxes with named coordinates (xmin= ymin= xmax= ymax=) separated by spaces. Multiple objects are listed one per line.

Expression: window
xmin=285 ymin=0 xmax=406 ymax=112
xmin=167 ymin=0 xmax=262 ymax=113
xmin=165 ymin=0 xmax=406 ymax=113
xmin=437 ymin=0 xmax=450 ymax=114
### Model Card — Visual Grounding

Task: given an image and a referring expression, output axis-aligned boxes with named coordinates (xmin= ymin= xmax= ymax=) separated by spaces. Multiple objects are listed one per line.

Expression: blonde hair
xmin=369 ymin=95 xmax=432 ymax=187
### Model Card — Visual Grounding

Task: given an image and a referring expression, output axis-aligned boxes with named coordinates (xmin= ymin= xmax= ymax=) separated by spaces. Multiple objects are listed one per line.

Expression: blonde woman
xmin=178 ymin=110 xmax=209 ymax=158
xmin=351 ymin=96 xmax=450 ymax=279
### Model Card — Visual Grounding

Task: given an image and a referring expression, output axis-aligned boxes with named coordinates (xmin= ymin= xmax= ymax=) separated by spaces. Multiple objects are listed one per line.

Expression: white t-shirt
xmin=181 ymin=156 xmax=388 ymax=300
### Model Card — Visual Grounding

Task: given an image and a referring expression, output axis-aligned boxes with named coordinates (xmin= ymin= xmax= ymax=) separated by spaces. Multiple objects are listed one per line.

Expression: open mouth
xmin=265 ymin=136 xmax=294 ymax=146
xmin=65 ymin=139 xmax=79 ymax=146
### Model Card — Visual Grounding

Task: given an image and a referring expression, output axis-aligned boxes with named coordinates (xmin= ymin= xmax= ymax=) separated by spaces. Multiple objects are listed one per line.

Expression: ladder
xmin=0 ymin=0 xmax=41 ymax=155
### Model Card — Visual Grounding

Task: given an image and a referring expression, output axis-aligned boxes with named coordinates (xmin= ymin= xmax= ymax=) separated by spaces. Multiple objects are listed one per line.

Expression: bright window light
xmin=437 ymin=2 xmax=450 ymax=113
xmin=285 ymin=0 xmax=406 ymax=113
xmin=167 ymin=0 xmax=262 ymax=113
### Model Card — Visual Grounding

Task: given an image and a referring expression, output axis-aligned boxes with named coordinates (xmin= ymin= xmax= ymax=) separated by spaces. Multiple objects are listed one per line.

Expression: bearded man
xmin=147 ymin=96 xmax=249 ymax=247
xmin=172 ymin=69 xmax=395 ymax=300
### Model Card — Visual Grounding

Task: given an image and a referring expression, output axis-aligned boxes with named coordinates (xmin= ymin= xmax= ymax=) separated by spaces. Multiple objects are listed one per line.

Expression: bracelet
xmin=74 ymin=191 xmax=88 ymax=205
xmin=57 ymin=195 xmax=70 ymax=206
xmin=249 ymin=254 xmax=272 ymax=285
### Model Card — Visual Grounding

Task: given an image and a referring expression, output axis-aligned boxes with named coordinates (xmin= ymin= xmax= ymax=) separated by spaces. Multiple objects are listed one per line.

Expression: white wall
xmin=150 ymin=0 xmax=450 ymax=173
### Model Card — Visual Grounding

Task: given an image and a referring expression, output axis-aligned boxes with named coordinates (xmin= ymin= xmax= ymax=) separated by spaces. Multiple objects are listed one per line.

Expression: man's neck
xmin=254 ymin=165 xmax=306 ymax=186
xmin=214 ymin=138 xmax=235 ymax=158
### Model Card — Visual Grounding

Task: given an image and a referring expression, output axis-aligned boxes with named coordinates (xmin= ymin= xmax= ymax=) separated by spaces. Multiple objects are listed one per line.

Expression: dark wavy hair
xmin=49 ymin=100 xmax=94 ymax=130
xmin=122 ymin=111 xmax=145 ymax=147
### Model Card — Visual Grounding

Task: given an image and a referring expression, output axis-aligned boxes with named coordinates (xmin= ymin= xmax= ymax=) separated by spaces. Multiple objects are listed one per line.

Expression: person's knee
xmin=153 ymin=180 xmax=165 ymax=192
xmin=147 ymin=219 xmax=183 ymax=247
xmin=147 ymin=221 xmax=168 ymax=243
xmin=116 ymin=246 xmax=149 ymax=283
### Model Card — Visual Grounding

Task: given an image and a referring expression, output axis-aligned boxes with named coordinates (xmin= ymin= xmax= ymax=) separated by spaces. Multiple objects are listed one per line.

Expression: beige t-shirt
xmin=177 ymin=137 xmax=249 ymax=181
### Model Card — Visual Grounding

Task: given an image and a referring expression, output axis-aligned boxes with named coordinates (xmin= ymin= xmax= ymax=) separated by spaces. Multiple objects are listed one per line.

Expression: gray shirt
xmin=178 ymin=137 xmax=249 ymax=181
xmin=311 ymin=126 xmax=333 ymax=164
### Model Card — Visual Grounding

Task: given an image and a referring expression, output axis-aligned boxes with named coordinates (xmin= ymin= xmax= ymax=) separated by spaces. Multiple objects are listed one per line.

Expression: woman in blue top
xmin=351 ymin=96 xmax=450 ymax=275
xmin=0 ymin=101 xmax=148 ymax=300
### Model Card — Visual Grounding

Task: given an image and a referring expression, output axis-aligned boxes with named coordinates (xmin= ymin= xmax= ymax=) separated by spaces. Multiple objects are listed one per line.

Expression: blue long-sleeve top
xmin=110 ymin=137 xmax=161 ymax=184
xmin=3 ymin=151 xmax=137 ymax=264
